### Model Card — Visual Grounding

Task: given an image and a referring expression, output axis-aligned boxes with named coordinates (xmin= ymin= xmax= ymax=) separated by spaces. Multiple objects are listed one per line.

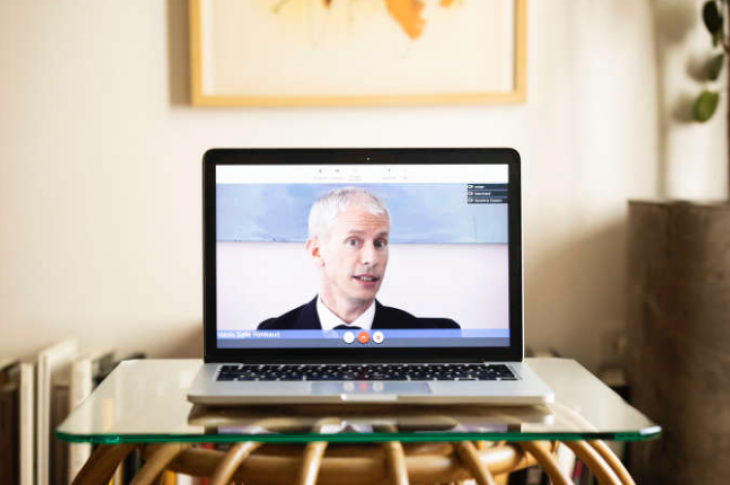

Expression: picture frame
xmin=189 ymin=0 xmax=527 ymax=107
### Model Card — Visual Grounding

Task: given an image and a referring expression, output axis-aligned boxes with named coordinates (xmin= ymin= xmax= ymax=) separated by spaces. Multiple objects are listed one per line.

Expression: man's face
xmin=309 ymin=206 xmax=390 ymax=309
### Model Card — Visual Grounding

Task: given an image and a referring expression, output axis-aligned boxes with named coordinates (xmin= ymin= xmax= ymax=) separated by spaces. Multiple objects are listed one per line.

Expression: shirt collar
xmin=317 ymin=296 xmax=376 ymax=331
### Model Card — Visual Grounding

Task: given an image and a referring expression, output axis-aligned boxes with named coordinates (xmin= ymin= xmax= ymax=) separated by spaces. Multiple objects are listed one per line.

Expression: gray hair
xmin=308 ymin=187 xmax=390 ymax=240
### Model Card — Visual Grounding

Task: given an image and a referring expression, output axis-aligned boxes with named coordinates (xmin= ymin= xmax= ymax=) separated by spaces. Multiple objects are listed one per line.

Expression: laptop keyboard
xmin=216 ymin=363 xmax=517 ymax=382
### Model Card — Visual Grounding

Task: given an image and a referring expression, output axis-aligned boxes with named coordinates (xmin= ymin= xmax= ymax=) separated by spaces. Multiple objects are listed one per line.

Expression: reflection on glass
xmin=187 ymin=404 xmax=551 ymax=436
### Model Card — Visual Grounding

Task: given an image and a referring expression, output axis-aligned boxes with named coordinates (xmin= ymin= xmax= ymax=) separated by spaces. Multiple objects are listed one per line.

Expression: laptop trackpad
xmin=312 ymin=382 xmax=431 ymax=397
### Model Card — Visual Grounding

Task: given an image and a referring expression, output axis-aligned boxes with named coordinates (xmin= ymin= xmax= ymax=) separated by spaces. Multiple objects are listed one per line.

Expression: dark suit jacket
xmin=257 ymin=297 xmax=460 ymax=330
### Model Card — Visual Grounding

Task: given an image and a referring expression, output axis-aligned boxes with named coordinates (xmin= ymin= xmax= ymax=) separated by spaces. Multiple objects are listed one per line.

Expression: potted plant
xmin=626 ymin=2 xmax=730 ymax=483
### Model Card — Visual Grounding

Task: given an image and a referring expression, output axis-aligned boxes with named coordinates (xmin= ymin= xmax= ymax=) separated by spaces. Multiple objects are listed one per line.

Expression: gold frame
xmin=189 ymin=0 xmax=527 ymax=107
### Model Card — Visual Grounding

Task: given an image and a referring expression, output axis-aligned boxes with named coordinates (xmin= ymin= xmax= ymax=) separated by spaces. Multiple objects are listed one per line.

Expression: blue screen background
xmin=216 ymin=184 xmax=508 ymax=244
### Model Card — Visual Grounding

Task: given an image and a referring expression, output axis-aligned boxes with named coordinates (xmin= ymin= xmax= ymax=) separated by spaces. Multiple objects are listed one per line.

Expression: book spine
xmin=19 ymin=363 xmax=34 ymax=485
xmin=36 ymin=353 xmax=49 ymax=485
xmin=555 ymin=443 xmax=577 ymax=478
xmin=162 ymin=471 xmax=176 ymax=485
xmin=0 ymin=385 xmax=20 ymax=484
xmin=68 ymin=358 xmax=93 ymax=483
xmin=51 ymin=384 xmax=70 ymax=485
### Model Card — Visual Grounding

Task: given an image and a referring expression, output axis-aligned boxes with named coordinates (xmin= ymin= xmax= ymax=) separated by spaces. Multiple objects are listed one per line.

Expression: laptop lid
xmin=203 ymin=148 xmax=523 ymax=364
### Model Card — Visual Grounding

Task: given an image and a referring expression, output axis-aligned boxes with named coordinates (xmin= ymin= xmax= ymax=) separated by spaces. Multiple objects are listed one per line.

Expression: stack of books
xmin=0 ymin=339 xmax=157 ymax=485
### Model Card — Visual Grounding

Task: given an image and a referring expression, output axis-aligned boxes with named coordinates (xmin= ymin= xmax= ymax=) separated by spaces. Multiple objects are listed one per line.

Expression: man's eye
xmin=346 ymin=239 xmax=360 ymax=247
xmin=375 ymin=240 xmax=388 ymax=248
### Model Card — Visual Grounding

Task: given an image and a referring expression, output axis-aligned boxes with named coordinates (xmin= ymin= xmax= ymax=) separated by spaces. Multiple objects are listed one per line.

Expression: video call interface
xmin=215 ymin=164 xmax=511 ymax=350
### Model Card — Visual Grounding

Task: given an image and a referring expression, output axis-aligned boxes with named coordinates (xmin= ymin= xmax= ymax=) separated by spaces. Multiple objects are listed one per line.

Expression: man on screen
xmin=257 ymin=187 xmax=460 ymax=331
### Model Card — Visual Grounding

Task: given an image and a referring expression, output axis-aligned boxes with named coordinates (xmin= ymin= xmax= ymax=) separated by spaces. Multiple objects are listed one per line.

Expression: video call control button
xmin=343 ymin=332 xmax=355 ymax=344
xmin=357 ymin=332 xmax=370 ymax=344
xmin=373 ymin=331 xmax=384 ymax=344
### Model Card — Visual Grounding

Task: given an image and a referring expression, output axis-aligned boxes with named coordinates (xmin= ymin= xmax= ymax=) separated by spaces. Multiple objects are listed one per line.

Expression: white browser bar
xmin=216 ymin=164 xmax=509 ymax=184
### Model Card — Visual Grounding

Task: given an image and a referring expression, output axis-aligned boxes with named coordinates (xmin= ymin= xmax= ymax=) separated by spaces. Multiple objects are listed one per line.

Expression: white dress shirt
xmin=317 ymin=297 xmax=376 ymax=331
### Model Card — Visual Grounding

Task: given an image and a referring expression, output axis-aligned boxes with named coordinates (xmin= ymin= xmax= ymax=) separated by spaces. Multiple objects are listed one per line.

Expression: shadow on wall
xmin=167 ymin=0 xmax=190 ymax=106
xmin=524 ymin=219 xmax=627 ymax=370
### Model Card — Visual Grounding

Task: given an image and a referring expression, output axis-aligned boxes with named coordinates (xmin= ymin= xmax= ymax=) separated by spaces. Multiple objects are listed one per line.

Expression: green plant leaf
xmin=704 ymin=1 xmax=723 ymax=34
xmin=693 ymin=90 xmax=720 ymax=122
xmin=713 ymin=29 xmax=723 ymax=46
xmin=709 ymin=53 xmax=725 ymax=80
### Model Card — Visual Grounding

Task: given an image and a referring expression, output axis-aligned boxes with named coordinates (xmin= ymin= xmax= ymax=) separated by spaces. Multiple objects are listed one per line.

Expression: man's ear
xmin=305 ymin=238 xmax=324 ymax=267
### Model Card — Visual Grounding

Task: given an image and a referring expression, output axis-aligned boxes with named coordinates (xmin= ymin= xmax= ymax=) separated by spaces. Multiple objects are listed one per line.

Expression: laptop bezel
xmin=202 ymin=148 xmax=523 ymax=363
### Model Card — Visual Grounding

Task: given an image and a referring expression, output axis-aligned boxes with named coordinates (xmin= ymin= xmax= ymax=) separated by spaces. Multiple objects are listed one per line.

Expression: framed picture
xmin=189 ymin=0 xmax=527 ymax=107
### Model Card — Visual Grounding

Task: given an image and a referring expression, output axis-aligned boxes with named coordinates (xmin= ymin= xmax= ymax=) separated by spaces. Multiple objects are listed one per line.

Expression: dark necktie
xmin=334 ymin=324 xmax=362 ymax=330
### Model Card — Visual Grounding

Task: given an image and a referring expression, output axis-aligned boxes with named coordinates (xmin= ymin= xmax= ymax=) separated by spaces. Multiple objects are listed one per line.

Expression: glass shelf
xmin=56 ymin=358 xmax=660 ymax=444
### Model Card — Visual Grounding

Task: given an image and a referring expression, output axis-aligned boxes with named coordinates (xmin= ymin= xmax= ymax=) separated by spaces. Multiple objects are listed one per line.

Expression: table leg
xmin=209 ymin=441 xmax=262 ymax=485
xmin=130 ymin=443 xmax=191 ymax=485
xmin=454 ymin=442 xmax=496 ymax=485
xmin=588 ymin=441 xmax=636 ymax=485
xmin=383 ymin=440 xmax=409 ymax=485
xmin=297 ymin=441 xmax=329 ymax=485
xmin=518 ymin=441 xmax=573 ymax=485
xmin=563 ymin=441 xmax=622 ymax=485
xmin=71 ymin=444 xmax=136 ymax=485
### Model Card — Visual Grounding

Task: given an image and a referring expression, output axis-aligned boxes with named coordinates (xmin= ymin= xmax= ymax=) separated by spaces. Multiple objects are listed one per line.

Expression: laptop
xmin=188 ymin=148 xmax=554 ymax=405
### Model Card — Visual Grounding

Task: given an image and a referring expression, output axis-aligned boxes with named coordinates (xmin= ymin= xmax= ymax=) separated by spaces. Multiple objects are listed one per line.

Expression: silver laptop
xmin=188 ymin=148 xmax=553 ymax=405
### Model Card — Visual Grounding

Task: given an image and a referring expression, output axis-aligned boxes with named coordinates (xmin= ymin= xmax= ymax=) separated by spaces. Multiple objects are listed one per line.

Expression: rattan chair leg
xmin=587 ymin=441 xmax=635 ymax=485
xmin=383 ymin=440 xmax=409 ymax=485
xmin=454 ymin=442 xmax=496 ymax=485
xmin=209 ymin=441 xmax=263 ymax=485
xmin=296 ymin=441 xmax=329 ymax=485
xmin=71 ymin=444 xmax=136 ymax=485
xmin=519 ymin=441 xmax=573 ymax=485
xmin=562 ymin=441 xmax=621 ymax=485
xmin=130 ymin=443 xmax=190 ymax=485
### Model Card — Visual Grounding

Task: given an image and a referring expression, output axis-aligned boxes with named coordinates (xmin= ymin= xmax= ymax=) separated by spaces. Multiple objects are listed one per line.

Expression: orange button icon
xmin=357 ymin=331 xmax=370 ymax=344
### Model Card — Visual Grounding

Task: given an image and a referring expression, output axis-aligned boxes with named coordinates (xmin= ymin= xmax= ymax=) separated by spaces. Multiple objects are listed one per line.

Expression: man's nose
xmin=360 ymin=243 xmax=377 ymax=266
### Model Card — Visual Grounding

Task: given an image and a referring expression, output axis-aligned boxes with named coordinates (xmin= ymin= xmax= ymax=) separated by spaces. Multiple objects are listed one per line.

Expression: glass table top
xmin=56 ymin=358 xmax=660 ymax=444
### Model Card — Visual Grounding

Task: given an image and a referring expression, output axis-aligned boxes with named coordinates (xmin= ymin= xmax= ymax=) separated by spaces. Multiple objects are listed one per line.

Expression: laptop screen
xmin=212 ymin=161 xmax=513 ymax=351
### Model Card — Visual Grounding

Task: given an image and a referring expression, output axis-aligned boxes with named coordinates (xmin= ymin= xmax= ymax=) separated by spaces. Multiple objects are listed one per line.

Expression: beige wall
xmin=0 ymin=0 xmax=663 ymax=370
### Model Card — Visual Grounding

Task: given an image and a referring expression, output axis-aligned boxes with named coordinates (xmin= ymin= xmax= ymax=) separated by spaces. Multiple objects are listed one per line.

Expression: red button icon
xmin=357 ymin=332 xmax=370 ymax=344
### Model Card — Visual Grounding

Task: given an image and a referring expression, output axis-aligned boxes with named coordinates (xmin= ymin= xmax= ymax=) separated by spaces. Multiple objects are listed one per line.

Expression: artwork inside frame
xmin=189 ymin=0 xmax=527 ymax=107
